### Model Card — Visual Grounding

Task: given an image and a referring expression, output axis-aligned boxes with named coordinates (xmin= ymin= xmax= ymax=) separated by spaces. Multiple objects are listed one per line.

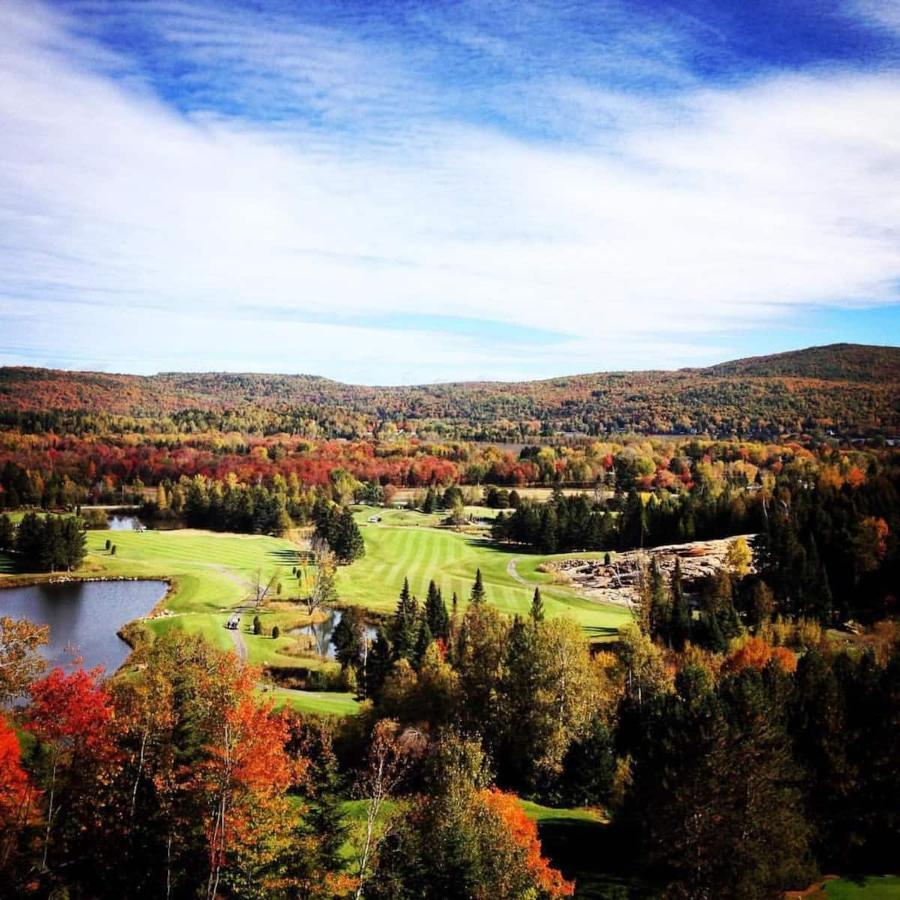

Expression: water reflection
xmin=292 ymin=609 xmax=378 ymax=659
xmin=0 ymin=580 xmax=167 ymax=672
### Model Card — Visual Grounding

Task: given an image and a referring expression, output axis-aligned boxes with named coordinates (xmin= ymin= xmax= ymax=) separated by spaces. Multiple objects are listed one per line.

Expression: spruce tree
xmin=0 ymin=514 xmax=12 ymax=552
xmin=391 ymin=578 xmax=419 ymax=661
xmin=529 ymin=587 xmax=545 ymax=623
xmin=332 ymin=507 xmax=365 ymax=563
xmin=648 ymin=559 xmax=670 ymax=641
xmin=425 ymin=580 xmax=450 ymax=640
xmin=470 ymin=568 xmax=486 ymax=603
xmin=414 ymin=618 xmax=433 ymax=668
xmin=365 ymin=629 xmax=393 ymax=699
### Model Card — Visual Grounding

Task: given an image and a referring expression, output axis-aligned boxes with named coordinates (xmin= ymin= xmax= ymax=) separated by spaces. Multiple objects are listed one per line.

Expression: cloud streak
xmin=0 ymin=0 xmax=898 ymax=380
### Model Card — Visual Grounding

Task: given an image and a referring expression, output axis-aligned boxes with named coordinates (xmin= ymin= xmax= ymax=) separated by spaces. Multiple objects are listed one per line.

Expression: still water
xmin=292 ymin=609 xmax=378 ymax=659
xmin=0 ymin=580 xmax=167 ymax=672
xmin=107 ymin=515 xmax=144 ymax=531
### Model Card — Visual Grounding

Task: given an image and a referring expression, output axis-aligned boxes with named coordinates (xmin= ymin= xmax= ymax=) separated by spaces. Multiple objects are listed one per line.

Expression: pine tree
xmin=332 ymin=507 xmax=365 ymax=563
xmin=365 ymin=629 xmax=393 ymax=699
xmin=529 ymin=587 xmax=545 ymax=623
xmin=701 ymin=610 xmax=727 ymax=653
xmin=414 ymin=618 xmax=433 ymax=668
xmin=425 ymin=580 xmax=450 ymax=640
xmin=470 ymin=569 xmax=486 ymax=604
xmin=0 ymin=514 xmax=14 ymax=552
xmin=391 ymin=578 xmax=419 ymax=661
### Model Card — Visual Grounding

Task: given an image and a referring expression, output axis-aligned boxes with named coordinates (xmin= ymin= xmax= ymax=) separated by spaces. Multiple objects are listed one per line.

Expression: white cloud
xmin=0 ymin=0 xmax=898 ymax=380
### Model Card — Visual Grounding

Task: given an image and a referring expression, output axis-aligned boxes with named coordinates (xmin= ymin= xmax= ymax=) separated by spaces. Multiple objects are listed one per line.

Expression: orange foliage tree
xmin=480 ymin=788 xmax=574 ymax=898
xmin=193 ymin=665 xmax=305 ymax=900
xmin=724 ymin=636 xmax=797 ymax=674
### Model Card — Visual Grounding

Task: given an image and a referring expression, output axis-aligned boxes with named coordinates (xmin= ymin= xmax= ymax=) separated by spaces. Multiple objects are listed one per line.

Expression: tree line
xmin=0 ymin=512 xmax=86 ymax=572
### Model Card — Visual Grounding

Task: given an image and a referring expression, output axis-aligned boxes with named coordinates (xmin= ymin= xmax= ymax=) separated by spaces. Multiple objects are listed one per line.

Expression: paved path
xmin=229 ymin=626 xmax=248 ymax=664
xmin=506 ymin=557 xmax=529 ymax=585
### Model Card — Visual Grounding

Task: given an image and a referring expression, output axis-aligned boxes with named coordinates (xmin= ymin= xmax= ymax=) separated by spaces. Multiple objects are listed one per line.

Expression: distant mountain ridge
xmin=1 ymin=343 xmax=898 ymax=440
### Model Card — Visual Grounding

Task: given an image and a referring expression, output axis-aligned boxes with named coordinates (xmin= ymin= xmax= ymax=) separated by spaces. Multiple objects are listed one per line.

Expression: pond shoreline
xmin=0 ymin=574 xmax=176 ymax=665
xmin=0 ymin=577 xmax=172 ymax=673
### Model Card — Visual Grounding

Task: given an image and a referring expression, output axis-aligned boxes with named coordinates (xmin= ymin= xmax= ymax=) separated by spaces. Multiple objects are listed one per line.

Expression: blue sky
xmin=1 ymin=0 xmax=898 ymax=383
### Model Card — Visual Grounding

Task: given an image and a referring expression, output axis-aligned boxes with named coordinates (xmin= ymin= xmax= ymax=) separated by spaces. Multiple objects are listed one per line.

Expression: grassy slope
xmin=824 ymin=877 xmax=900 ymax=898
xmin=337 ymin=507 xmax=630 ymax=638
xmin=267 ymin=687 xmax=361 ymax=717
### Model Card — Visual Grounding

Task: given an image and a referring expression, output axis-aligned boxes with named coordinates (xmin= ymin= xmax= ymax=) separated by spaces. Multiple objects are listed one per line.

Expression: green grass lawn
xmin=824 ymin=876 xmax=900 ymax=898
xmin=81 ymin=527 xmax=308 ymax=650
xmin=2 ymin=508 xmax=631 ymax=708
xmin=338 ymin=507 xmax=629 ymax=638
xmin=267 ymin=687 xmax=361 ymax=717
xmin=517 ymin=800 xmax=605 ymax=824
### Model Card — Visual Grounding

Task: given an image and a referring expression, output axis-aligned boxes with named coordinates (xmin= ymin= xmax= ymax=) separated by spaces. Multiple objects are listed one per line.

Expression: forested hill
xmin=1 ymin=343 xmax=898 ymax=440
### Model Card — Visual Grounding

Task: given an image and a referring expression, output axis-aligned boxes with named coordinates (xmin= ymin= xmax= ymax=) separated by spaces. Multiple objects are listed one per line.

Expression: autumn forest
xmin=0 ymin=346 xmax=899 ymax=900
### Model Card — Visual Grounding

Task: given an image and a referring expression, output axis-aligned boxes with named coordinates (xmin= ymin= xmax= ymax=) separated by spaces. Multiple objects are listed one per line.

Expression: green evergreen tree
xmin=470 ymin=569 xmax=486 ymax=604
xmin=365 ymin=629 xmax=393 ymax=699
xmin=648 ymin=559 xmax=670 ymax=641
xmin=529 ymin=587 xmax=545 ymax=623
xmin=391 ymin=578 xmax=420 ymax=661
xmin=414 ymin=618 xmax=433 ymax=668
xmin=332 ymin=507 xmax=365 ymax=563
xmin=0 ymin=514 xmax=13 ymax=552
xmin=425 ymin=580 xmax=450 ymax=640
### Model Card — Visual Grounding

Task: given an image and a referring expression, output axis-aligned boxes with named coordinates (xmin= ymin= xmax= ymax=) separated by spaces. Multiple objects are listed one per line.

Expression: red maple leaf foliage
xmin=479 ymin=788 xmax=575 ymax=898
xmin=0 ymin=715 xmax=37 ymax=830
xmin=27 ymin=666 xmax=117 ymax=761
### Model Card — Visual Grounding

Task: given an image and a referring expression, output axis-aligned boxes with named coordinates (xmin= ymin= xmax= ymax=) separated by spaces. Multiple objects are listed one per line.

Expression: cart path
xmin=506 ymin=557 xmax=529 ymax=585
xmin=229 ymin=626 xmax=248 ymax=664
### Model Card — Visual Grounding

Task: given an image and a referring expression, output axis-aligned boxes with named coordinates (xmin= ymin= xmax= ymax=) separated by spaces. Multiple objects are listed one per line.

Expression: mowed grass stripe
xmin=338 ymin=509 xmax=630 ymax=636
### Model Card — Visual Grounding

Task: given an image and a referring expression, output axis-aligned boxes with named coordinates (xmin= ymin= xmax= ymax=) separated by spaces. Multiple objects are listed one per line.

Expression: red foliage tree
xmin=479 ymin=788 xmax=574 ymax=898
xmin=27 ymin=666 xmax=118 ymax=872
xmin=0 ymin=715 xmax=39 ymax=875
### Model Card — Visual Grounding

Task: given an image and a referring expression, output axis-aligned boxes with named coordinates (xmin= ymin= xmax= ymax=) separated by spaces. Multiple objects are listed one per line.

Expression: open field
xmin=338 ymin=506 xmax=631 ymax=637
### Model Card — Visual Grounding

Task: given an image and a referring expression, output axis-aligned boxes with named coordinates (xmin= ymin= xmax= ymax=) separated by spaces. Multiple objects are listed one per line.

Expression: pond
xmin=292 ymin=609 xmax=379 ymax=659
xmin=108 ymin=514 xmax=145 ymax=531
xmin=0 ymin=580 xmax=167 ymax=673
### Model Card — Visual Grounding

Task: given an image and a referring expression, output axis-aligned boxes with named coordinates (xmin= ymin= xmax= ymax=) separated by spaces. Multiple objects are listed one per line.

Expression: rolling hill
xmin=1 ymin=343 xmax=898 ymax=440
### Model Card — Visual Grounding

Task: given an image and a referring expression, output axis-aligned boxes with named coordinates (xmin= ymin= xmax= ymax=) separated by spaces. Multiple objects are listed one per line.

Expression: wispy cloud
xmin=0 ymin=0 xmax=898 ymax=381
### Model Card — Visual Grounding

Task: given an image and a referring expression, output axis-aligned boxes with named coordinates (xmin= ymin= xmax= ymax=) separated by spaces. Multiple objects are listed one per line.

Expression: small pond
xmin=291 ymin=609 xmax=378 ymax=659
xmin=0 ymin=580 xmax=167 ymax=673
xmin=108 ymin=514 xmax=145 ymax=531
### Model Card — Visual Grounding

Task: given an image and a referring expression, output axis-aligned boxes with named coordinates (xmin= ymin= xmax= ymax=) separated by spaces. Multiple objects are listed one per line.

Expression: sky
xmin=1 ymin=0 xmax=899 ymax=384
